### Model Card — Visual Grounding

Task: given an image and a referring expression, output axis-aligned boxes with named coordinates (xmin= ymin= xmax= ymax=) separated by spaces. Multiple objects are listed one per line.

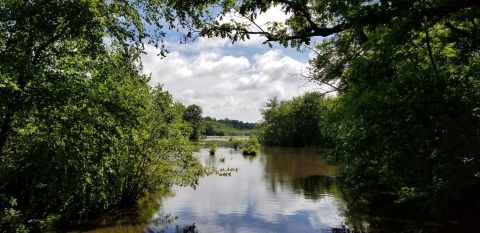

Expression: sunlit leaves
xmin=258 ymin=92 xmax=335 ymax=147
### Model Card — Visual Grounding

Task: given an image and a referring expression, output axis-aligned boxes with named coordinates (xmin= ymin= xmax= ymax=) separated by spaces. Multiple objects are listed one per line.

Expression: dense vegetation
xmin=0 ymin=1 xmax=204 ymax=231
xmin=257 ymin=93 xmax=336 ymax=147
xmin=202 ymin=117 xmax=256 ymax=136
xmin=241 ymin=136 xmax=261 ymax=156
xmin=183 ymin=104 xmax=203 ymax=140
xmin=304 ymin=1 xmax=480 ymax=221
xmin=331 ymin=18 xmax=480 ymax=219
xmin=0 ymin=51 xmax=203 ymax=232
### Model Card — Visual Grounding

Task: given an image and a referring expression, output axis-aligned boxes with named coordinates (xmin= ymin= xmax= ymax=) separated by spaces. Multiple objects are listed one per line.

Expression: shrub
xmin=242 ymin=136 xmax=260 ymax=156
xmin=206 ymin=142 xmax=217 ymax=155
xmin=230 ymin=139 xmax=243 ymax=150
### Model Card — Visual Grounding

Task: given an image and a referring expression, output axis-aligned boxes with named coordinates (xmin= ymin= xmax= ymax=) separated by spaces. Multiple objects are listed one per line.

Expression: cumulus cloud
xmin=142 ymin=26 xmax=318 ymax=122
xmin=218 ymin=5 xmax=292 ymax=47
xmin=141 ymin=43 xmax=317 ymax=122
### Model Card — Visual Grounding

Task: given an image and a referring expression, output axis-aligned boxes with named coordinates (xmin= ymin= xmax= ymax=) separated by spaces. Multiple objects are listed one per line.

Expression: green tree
xmin=0 ymin=0 xmax=213 ymax=154
xmin=0 ymin=0 xmax=206 ymax=231
xmin=0 ymin=49 xmax=202 ymax=231
xmin=258 ymin=92 xmax=334 ymax=147
xmin=183 ymin=104 xmax=203 ymax=140
xmin=331 ymin=23 xmax=480 ymax=214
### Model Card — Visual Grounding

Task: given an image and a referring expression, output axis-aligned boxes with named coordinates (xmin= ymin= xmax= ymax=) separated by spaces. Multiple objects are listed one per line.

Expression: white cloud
xmin=141 ymin=42 xmax=317 ymax=122
xmin=141 ymin=5 xmax=319 ymax=122
xmin=219 ymin=5 xmax=292 ymax=47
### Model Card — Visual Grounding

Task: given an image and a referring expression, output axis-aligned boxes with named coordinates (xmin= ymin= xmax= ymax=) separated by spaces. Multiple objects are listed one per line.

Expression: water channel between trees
xmin=68 ymin=145 xmax=394 ymax=233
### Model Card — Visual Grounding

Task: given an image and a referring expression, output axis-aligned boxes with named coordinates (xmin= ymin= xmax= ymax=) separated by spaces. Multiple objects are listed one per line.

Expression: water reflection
xmin=154 ymin=147 xmax=348 ymax=233
xmin=261 ymin=147 xmax=340 ymax=202
xmin=69 ymin=147 xmax=353 ymax=233
xmin=66 ymin=190 xmax=174 ymax=233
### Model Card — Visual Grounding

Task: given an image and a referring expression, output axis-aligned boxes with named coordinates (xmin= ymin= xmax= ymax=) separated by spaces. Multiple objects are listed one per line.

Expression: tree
xmin=0 ymin=0 xmax=214 ymax=154
xmin=174 ymin=0 xmax=479 ymax=48
xmin=258 ymin=92 xmax=333 ymax=147
xmin=0 ymin=48 xmax=203 ymax=231
xmin=2 ymin=0 xmax=479 ymax=230
xmin=183 ymin=104 xmax=203 ymax=140
xmin=1 ymin=1 xmax=207 ymax=230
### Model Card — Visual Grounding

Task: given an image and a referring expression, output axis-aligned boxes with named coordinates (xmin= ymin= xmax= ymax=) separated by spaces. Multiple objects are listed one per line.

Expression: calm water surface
xmin=71 ymin=147 xmax=358 ymax=233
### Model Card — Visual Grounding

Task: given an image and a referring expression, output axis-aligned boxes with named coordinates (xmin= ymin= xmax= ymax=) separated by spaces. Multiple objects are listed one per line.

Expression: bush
xmin=230 ymin=138 xmax=243 ymax=150
xmin=0 ymin=197 xmax=28 ymax=233
xmin=242 ymin=136 xmax=260 ymax=155
xmin=206 ymin=142 xmax=217 ymax=155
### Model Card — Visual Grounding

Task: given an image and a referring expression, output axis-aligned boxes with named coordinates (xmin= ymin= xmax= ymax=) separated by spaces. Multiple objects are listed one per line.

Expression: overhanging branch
xmin=217 ymin=0 xmax=479 ymax=44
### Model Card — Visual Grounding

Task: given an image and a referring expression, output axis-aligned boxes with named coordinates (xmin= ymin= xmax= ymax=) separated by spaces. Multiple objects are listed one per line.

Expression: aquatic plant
xmin=230 ymin=138 xmax=243 ymax=150
xmin=206 ymin=142 xmax=217 ymax=155
xmin=242 ymin=136 xmax=260 ymax=155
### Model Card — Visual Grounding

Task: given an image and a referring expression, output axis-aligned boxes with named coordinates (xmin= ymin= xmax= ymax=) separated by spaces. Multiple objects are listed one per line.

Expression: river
xmin=68 ymin=146 xmax=363 ymax=233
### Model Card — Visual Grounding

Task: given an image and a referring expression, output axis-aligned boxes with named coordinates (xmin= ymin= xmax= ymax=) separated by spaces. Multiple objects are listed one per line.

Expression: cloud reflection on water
xmin=156 ymin=147 xmax=346 ymax=233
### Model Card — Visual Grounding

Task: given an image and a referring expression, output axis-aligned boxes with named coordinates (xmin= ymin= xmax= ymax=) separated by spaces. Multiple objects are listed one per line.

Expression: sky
xmin=141 ymin=7 xmax=321 ymax=123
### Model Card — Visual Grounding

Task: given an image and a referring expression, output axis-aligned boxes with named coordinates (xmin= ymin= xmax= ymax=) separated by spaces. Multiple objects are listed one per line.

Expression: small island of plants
xmin=241 ymin=136 xmax=261 ymax=156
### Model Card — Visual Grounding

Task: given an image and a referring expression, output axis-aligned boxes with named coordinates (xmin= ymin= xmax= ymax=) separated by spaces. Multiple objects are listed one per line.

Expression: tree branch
xmin=264 ymin=24 xmax=345 ymax=42
xmin=32 ymin=24 xmax=70 ymax=65
xmin=224 ymin=0 xmax=478 ymax=44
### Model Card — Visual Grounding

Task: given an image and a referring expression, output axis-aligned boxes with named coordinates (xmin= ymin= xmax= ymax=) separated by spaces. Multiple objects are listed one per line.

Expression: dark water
xmin=69 ymin=147 xmax=358 ymax=233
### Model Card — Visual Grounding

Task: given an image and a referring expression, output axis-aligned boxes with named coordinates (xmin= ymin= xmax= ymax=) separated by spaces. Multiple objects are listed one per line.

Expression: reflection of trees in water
xmin=261 ymin=147 xmax=340 ymax=200
xmin=259 ymin=147 xmax=452 ymax=232
xmin=262 ymin=147 xmax=339 ymax=179
xmin=291 ymin=175 xmax=340 ymax=201
xmin=335 ymin=190 xmax=479 ymax=232
xmin=260 ymin=147 xmax=371 ymax=232
xmin=64 ymin=189 xmax=175 ymax=233
xmin=242 ymin=153 xmax=258 ymax=161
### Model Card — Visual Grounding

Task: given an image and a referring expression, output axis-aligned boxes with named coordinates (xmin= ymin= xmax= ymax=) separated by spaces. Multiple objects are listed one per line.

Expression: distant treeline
xmin=202 ymin=117 xmax=256 ymax=136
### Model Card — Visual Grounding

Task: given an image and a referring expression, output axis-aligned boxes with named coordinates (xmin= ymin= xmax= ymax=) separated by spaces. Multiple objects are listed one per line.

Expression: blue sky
xmin=141 ymin=7 xmax=320 ymax=122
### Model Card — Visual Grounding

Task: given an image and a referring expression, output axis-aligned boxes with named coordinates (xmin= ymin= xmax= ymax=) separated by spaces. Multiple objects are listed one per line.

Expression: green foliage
xmin=242 ymin=136 xmax=261 ymax=156
xmin=183 ymin=105 xmax=203 ymax=140
xmin=202 ymin=117 xmax=256 ymax=136
xmin=0 ymin=0 xmax=205 ymax=228
xmin=1 ymin=0 xmax=478 ymax=230
xmin=206 ymin=142 xmax=217 ymax=156
xmin=0 ymin=197 xmax=28 ymax=233
xmin=303 ymin=0 xmax=480 ymax=216
xmin=258 ymin=93 xmax=336 ymax=147
xmin=0 ymin=49 xmax=203 ymax=230
xmin=333 ymin=23 xmax=480 ymax=213
xmin=172 ymin=0 xmax=479 ymax=52
xmin=229 ymin=138 xmax=243 ymax=150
